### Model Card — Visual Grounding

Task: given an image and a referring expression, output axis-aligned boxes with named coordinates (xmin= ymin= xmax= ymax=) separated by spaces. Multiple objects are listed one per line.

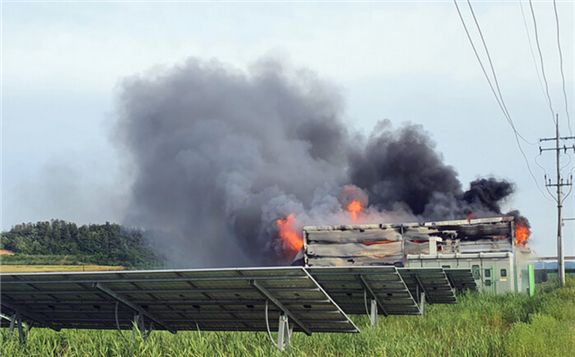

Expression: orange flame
xmin=515 ymin=221 xmax=531 ymax=249
xmin=277 ymin=214 xmax=303 ymax=253
xmin=362 ymin=240 xmax=395 ymax=245
xmin=347 ymin=200 xmax=363 ymax=222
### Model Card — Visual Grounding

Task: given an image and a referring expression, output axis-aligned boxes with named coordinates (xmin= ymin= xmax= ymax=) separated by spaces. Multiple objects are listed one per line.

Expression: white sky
xmin=2 ymin=0 xmax=574 ymax=257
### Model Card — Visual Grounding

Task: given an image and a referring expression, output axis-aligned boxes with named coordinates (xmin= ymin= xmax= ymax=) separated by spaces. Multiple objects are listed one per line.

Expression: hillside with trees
xmin=0 ymin=220 xmax=163 ymax=269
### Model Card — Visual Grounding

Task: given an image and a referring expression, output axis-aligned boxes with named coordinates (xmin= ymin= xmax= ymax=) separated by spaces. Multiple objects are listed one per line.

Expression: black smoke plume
xmin=348 ymin=120 xmax=463 ymax=216
xmin=115 ymin=58 xmax=522 ymax=267
xmin=463 ymin=178 xmax=515 ymax=214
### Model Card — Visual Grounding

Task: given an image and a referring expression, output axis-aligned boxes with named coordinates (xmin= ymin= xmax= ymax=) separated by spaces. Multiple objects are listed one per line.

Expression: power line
xmin=535 ymin=153 xmax=558 ymax=202
xmin=528 ymin=0 xmax=557 ymax=126
xmin=561 ymin=152 xmax=572 ymax=170
xmin=519 ymin=0 xmax=550 ymax=108
xmin=524 ymin=0 xmax=575 ymax=202
xmin=465 ymin=0 xmax=517 ymax=134
xmin=453 ymin=0 xmax=550 ymax=201
xmin=552 ymin=0 xmax=572 ymax=136
xmin=452 ymin=0 xmax=534 ymax=146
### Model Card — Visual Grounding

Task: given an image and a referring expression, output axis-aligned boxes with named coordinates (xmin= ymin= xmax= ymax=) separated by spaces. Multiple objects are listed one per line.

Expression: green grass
xmin=0 ymin=264 xmax=124 ymax=273
xmin=1 ymin=254 xmax=161 ymax=269
xmin=2 ymin=278 xmax=574 ymax=357
xmin=1 ymin=255 xmax=102 ymax=266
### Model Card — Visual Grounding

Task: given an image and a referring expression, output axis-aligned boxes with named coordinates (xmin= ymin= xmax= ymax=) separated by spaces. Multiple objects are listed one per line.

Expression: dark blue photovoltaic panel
xmin=397 ymin=268 xmax=457 ymax=304
xmin=0 ymin=267 xmax=359 ymax=334
xmin=307 ymin=266 xmax=422 ymax=316
xmin=443 ymin=268 xmax=478 ymax=292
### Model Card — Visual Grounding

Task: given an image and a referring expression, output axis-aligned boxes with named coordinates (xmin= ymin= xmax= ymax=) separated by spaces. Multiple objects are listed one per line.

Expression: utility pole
xmin=540 ymin=114 xmax=574 ymax=285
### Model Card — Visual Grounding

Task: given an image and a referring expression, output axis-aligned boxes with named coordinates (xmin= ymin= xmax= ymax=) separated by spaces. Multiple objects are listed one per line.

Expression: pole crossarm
xmin=540 ymin=136 xmax=575 ymax=141
xmin=355 ymin=274 xmax=389 ymax=317
xmin=1 ymin=300 xmax=60 ymax=332
xmin=540 ymin=147 xmax=575 ymax=152
xmin=93 ymin=282 xmax=176 ymax=334
xmin=249 ymin=279 xmax=312 ymax=336
xmin=536 ymin=256 xmax=575 ymax=260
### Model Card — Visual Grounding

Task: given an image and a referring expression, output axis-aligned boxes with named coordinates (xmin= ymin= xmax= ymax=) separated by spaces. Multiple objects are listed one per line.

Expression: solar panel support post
xmin=420 ymin=292 xmax=426 ymax=317
xmin=94 ymin=282 xmax=176 ymax=334
xmin=413 ymin=274 xmax=429 ymax=304
xmin=2 ymin=300 xmax=59 ymax=333
xmin=249 ymin=279 xmax=313 ymax=337
xmin=8 ymin=312 xmax=16 ymax=335
xmin=132 ymin=312 xmax=147 ymax=342
xmin=356 ymin=275 xmax=389 ymax=317
xmin=370 ymin=299 xmax=378 ymax=327
xmin=277 ymin=312 xmax=292 ymax=352
xmin=446 ymin=273 xmax=456 ymax=290
xmin=8 ymin=310 xmax=25 ymax=343
xmin=412 ymin=275 xmax=427 ymax=315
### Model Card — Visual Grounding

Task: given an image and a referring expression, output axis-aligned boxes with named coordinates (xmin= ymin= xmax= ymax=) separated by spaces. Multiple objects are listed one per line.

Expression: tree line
xmin=0 ymin=220 xmax=164 ymax=268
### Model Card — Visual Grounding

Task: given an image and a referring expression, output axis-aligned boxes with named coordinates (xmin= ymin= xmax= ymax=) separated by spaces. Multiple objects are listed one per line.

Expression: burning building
xmin=115 ymin=57 xmax=535 ymax=281
xmin=297 ymin=216 xmax=534 ymax=294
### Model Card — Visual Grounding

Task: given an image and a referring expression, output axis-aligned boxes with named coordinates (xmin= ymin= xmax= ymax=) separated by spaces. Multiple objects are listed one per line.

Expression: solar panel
xmin=397 ymin=268 xmax=457 ymax=304
xmin=306 ymin=266 xmax=422 ymax=326
xmin=443 ymin=268 xmax=478 ymax=292
xmin=1 ymin=267 xmax=359 ymax=349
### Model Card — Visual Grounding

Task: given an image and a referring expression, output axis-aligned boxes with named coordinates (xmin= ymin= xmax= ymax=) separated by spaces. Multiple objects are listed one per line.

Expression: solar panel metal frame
xmin=443 ymin=268 xmax=478 ymax=292
xmin=0 ymin=267 xmax=360 ymax=336
xmin=397 ymin=267 xmax=457 ymax=304
xmin=306 ymin=266 xmax=422 ymax=317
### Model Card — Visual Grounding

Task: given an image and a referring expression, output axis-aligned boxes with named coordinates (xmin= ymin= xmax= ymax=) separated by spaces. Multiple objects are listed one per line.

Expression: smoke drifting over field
xmin=115 ymin=58 xmax=521 ymax=267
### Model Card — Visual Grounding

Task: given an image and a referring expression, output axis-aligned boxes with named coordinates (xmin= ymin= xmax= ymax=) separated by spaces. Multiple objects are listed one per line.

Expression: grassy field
xmin=0 ymin=265 xmax=124 ymax=273
xmin=1 ymin=278 xmax=574 ymax=357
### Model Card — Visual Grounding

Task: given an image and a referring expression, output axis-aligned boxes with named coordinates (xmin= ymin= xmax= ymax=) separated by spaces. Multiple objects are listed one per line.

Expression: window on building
xmin=472 ymin=265 xmax=480 ymax=279
xmin=485 ymin=269 xmax=491 ymax=278
xmin=485 ymin=279 xmax=492 ymax=287
xmin=442 ymin=265 xmax=451 ymax=269
xmin=501 ymin=269 xmax=507 ymax=278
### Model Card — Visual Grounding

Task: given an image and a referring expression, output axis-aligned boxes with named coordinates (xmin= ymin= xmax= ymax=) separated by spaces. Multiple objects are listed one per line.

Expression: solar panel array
xmin=397 ymin=268 xmax=457 ymax=304
xmin=1 ymin=265 xmax=476 ymax=346
xmin=307 ymin=266 xmax=421 ymax=316
xmin=444 ymin=268 xmax=478 ymax=292
xmin=0 ymin=267 xmax=359 ymax=335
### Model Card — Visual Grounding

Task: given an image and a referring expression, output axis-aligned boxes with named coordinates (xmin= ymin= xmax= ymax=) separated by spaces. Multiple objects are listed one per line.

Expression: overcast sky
xmin=2 ymin=0 xmax=574 ymax=257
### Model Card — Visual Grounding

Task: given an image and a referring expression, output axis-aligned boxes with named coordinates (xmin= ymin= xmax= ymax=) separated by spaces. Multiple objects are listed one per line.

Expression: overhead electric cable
xmin=553 ymin=0 xmax=572 ymax=136
xmin=453 ymin=0 xmax=533 ymax=144
xmin=466 ymin=0 xmax=517 ymax=133
xmin=453 ymin=0 xmax=550 ymax=201
xmin=529 ymin=0 xmax=557 ymax=125
xmin=544 ymin=178 xmax=559 ymax=204
xmin=535 ymin=153 xmax=557 ymax=201
xmin=563 ymin=183 xmax=573 ymax=202
xmin=519 ymin=0 xmax=550 ymax=107
xmin=561 ymin=152 xmax=572 ymax=170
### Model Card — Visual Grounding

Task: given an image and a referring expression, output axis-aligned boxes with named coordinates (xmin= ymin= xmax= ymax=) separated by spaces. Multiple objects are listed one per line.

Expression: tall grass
xmin=0 ymin=265 xmax=124 ymax=273
xmin=2 ymin=278 xmax=574 ymax=357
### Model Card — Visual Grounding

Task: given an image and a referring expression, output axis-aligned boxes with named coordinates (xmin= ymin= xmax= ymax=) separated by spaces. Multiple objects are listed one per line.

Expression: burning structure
xmin=115 ymin=58 xmax=534 ymax=283
xmin=297 ymin=216 xmax=534 ymax=294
